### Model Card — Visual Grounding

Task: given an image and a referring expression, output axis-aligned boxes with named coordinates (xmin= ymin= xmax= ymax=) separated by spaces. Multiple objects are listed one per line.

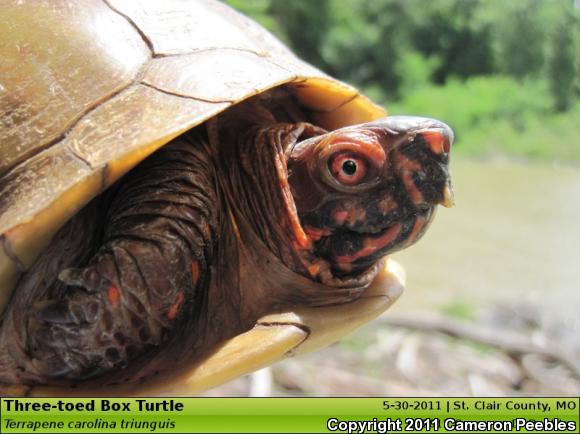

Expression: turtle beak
xmin=412 ymin=121 xmax=455 ymax=209
xmin=441 ymin=182 xmax=455 ymax=208
xmin=370 ymin=116 xmax=455 ymax=209
xmin=429 ymin=127 xmax=454 ymax=209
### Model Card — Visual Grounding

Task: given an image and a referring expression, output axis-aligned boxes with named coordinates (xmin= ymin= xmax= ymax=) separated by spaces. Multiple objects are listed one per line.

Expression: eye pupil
xmin=342 ymin=160 xmax=357 ymax=176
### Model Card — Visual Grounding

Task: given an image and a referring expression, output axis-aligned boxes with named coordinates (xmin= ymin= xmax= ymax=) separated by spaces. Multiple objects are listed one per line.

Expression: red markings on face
xmin=422 ymin=130 xmax=450 ymax=155
xmin=107 ymin=285 xmax=120 ymax=308
xmin=330 ymin=153 xmax=367 ymax=185
xmin=401 ymin=171 xmax=423 ymax=204
xmin=332 ymin=205 xmax=367 ymax=227
xmin=167 ymin=291 xmax=185 ymax=320
xmin=191 ymin=261 xmax=200 ymax=286
xmin=332 ymin=208 xmax=348 ymax=226
xmin=377 ymin=197 xmax=397 ymax=214
xmin=394 ymin=151 xmax=425 ymax=205
xmin=304 ymin=225 xmax=333 ymax=241
xmin=334 ymin=223 xmax=402 ymax=264
xmin=307 ymin=263 xmax=321 ymax=276
xmin=396 ymin=152 xmax=422 ymax=172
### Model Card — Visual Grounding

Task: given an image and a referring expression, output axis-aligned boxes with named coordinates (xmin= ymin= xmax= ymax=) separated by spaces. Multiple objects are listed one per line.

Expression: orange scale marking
xmin=401 ymin=171 xmax=423 ymax=204
xmin=191 ymin=261 xmax=200 ymax=286
xmin=422 ymin=130 xmax=451 ymax=155
xmin=107 ymin=284 xmax=120 ymax=309
xmin=334 ymin=223 xmax=402 ymax=264
xmin=167 ymin=291 xmax=185 ymax=321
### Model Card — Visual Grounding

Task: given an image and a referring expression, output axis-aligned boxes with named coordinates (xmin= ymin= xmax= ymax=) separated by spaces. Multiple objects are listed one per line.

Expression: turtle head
xmin=288 ymin=116 xmax=454 ymax=279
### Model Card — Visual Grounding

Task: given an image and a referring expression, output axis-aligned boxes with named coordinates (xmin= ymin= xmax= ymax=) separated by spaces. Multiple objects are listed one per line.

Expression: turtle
xmin=0 ymin=0 xmax=453 ymax=396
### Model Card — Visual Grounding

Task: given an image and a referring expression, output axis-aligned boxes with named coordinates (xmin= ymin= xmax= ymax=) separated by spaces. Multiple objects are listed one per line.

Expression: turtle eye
xmin=330 ymin=153 xmax=367 ymax=185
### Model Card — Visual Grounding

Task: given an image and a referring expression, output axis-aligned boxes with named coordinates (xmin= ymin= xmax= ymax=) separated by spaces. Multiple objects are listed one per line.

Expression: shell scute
xmin=0 ymin=0 xmax=395 ymax=396
xmin=0 ymin=0 xmax=149 ymax=175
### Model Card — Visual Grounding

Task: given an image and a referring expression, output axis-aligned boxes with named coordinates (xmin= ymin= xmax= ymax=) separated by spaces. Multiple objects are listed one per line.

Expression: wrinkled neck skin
xmin=204 ymin=111 xmax=376 ymax=339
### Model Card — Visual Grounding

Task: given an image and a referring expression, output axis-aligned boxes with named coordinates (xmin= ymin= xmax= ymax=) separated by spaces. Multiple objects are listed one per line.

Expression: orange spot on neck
xmin=307 ymin=263 xmax=321 ymax=276
xmin=167 ymin=291 xmax=185 ymax=320
xmin=107 ymin=285 xmax=120 ymax=308
xmin=191 ymin=261 xmax=200 ymax=286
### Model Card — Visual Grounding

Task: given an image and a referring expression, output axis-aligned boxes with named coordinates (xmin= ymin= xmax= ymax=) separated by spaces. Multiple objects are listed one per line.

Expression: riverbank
xmin=394 ymin=158 xmax=580 ymax=316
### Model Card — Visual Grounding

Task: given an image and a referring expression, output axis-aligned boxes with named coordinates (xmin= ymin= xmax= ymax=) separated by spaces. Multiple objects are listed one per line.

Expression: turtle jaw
xmin=308 ymin=204 xmax=436 ymax=277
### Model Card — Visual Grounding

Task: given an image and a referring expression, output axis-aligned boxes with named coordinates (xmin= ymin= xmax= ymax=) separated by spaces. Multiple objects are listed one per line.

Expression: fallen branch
xmin=378 ymin=313 xmax=580 ymax=379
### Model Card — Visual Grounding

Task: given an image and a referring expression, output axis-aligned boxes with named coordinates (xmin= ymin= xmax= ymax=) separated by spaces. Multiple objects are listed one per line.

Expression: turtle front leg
xmin=28 ymin=237 xmax=201 ymax=380
xmin=0 ymin=133 xmax=218 ymax=384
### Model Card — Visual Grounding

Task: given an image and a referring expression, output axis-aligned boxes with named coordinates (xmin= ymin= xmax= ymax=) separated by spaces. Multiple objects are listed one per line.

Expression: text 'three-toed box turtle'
xmin=0 ymin=0 xmax=453 ymax=396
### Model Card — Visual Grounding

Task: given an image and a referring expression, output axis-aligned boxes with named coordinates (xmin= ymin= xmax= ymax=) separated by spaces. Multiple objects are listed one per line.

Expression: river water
xmin=393 ymin=158 xmax=580 ymax=315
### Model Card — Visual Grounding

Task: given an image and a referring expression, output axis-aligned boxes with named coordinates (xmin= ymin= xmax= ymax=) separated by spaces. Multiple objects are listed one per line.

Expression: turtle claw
xmin=26 ymin=280 xmax=108 ymax=380
xmin=30 ymin=315 xmax=76 ymax=352
xmin=58 ymin=267 xmax=98 ymax=292
xmin=36 ymin=301 xmax=79 ymax=325
xmin=35 ymin=290 xmax=101 ymax=326
xmin=31 ymin=343 xmax=102 ymax=380
xmin=31 ymin=355 xmax=73 ymax=379
xmin=28 ymin=306 xmax=104 ymax=380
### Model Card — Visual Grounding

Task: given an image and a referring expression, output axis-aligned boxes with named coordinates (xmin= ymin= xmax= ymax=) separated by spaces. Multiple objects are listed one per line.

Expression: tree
xmin=548 ymin=12 xmax=577 ymax=112
xmin=497 ymin=0 xmax=545 ymax=78
xmin=268 ymin=0 xmax=332 ymax=71
xmin=409 ymin=0 xmax=494 ymax=83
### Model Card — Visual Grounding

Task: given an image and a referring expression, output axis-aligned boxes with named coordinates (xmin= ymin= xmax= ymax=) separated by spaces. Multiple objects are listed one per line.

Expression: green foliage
xmin=407 ymin=0 xmax=495 ymax=83
xmin=440 ymin=301 xmax=476 ymax=320
xmin=224 ymin=0 xmax=279 ymax=33
xmin=269 ymin=0 xmax=332 ymax=70
xmin=395 ymin=51 xmax=442 ymax=95
xmin=324 ymin=0 xmax=411 ymax=98
xmin=224 ymin=0 xmax=580 ymax=161
xmin=389 ymin=76 xmax=550 ymax=129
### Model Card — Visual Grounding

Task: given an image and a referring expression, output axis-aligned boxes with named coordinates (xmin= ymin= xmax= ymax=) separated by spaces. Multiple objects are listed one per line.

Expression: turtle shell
xmin=0 ymin=0 xmax=403 ymax=396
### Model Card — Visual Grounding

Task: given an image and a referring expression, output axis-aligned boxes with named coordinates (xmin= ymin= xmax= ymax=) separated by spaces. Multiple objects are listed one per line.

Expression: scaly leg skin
xmin=0 ymin=132 xmax=217 ymax=384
